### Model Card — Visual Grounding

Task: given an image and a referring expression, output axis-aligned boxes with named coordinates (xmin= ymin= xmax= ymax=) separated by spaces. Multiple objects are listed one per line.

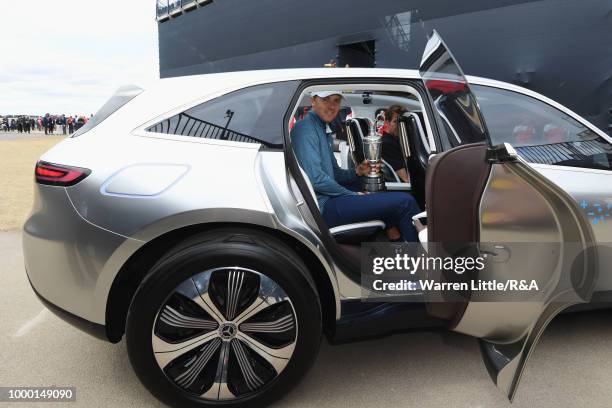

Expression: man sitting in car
xmin=381 ymin=104 xmax=410 ymax=183
xmin=290 ymin=91 xmax=420 ymax=242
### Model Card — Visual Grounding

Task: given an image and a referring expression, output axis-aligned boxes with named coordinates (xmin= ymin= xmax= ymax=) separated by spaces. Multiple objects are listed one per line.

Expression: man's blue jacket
xmin=290 ymin=111 xmax=358 ymax=211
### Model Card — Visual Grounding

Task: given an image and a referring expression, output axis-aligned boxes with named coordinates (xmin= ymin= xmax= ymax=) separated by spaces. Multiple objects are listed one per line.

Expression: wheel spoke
xmin=153 ymin=331 xmax=220 ymax=368
xmin=226 ymin=269 xmax=245 ymax=320
xmin=190 ymin=279 xmax=225 ymax=324
xmin=235 ymin=331 xmax=294 ymax=373
xmin=200 ymin=341 xmax=236 ymax=400
xmin=160 ymin=305 xmax=218 ymax=330
xmin=233 ymin=273 xmax=291 ymax=324
xmin=174 ymin=338 xmax=221 ymax=388
xmin=239 ymin=314 xmax=294 ymax=334
xmin=232 ymin=339 xmax=265 ymax=391
xmin=233 ymin=298 xmax=268 ymax=325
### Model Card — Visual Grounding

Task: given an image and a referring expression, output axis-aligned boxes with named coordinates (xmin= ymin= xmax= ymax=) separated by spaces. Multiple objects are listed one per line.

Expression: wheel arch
xmin=104 ymin=222 xmax=337 ymax=343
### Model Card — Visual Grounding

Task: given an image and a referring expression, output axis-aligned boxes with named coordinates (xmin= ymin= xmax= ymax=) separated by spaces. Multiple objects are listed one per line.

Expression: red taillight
xmin=35 ymin=161 xmax=91 ymax=186
xmin=425 ymin=79 xmax=466 ymax=94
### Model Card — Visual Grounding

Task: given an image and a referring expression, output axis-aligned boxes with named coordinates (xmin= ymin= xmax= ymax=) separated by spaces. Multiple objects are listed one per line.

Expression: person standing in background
xmin=61 ymin=114 xmax=67 ymax=135
xmin=47 ymin=115 xmax=55 ymax=135
xmin=43 ymin=114 xmax=49 ymax=135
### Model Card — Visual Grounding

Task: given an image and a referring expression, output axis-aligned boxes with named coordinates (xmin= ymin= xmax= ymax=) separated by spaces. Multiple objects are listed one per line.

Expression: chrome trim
xmin=405 ymin=112 xmax=431 ymax=154
xmin=385 ymin=181 xmax=411 ymax=190
xmin=329 ymin=221 xmax=385 ymax=234
xmin=381 ymin=159 xmax=401 ymax=182
xmin=397 ymin=121 xmax=411 ymax=158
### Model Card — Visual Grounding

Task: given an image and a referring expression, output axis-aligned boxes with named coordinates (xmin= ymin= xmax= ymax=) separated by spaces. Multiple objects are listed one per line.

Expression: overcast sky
xmin=0 ymin=0 xmax=159 ymax=116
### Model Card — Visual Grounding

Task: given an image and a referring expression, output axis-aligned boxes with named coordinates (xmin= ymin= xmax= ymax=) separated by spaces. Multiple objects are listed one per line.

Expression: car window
xmin=419 ymin=32 xmax=489 ymax=150
xmin=72 ymin=85 xmax=143 ymax=138
xmin=473 ymin=85 xmax=612 ymax=171
xmin=147 ymin=81 xmax=299 ymax=149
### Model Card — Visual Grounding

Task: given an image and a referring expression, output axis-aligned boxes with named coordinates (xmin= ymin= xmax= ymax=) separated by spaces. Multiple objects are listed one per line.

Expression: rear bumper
xmin=27 ymin=271 xmax=110 ymax=342
xmin=22 ymin=183 xmax=132 ymax=328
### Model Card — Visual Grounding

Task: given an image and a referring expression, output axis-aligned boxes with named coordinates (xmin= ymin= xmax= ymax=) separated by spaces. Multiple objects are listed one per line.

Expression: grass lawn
xmin=0 ymin=136 xmax=64 ymax=230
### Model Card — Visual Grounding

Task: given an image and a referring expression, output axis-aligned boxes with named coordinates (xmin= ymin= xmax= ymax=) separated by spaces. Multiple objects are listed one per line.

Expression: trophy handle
xmin=365 ymin=117 xmax=376 ymax=137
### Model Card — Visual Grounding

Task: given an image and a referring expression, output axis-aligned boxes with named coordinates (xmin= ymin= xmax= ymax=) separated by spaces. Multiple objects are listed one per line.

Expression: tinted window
xmin=473 ymin=85 xmax=612 ymax=171
xmin=72 ymin=85 xmax=143 ymax=138
xmin=147 ymin=81 xmax=299 ymax=149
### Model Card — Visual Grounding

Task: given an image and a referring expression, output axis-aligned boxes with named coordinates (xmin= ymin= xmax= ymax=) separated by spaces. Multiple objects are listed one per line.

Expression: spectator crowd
xmin=1 ymin=113 xmax=93 ymax=135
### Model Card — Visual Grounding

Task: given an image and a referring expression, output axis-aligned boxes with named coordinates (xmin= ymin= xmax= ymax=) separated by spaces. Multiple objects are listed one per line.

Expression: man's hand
xmin=355 ymin=160 xmax=380 ymax=176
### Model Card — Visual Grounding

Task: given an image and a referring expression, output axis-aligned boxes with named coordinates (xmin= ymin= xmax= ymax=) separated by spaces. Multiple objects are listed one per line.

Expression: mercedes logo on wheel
xmin=219 ymin=322 xmax=237 ymax=340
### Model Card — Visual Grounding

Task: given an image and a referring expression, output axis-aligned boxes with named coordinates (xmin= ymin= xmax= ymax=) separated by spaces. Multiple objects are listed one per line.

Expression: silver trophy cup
xmin=362 ymin=135 xmax=386 ymax=193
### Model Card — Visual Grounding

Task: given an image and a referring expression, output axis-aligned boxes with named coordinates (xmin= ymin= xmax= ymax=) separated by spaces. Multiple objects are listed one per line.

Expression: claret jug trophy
xmin=362 ymin=119 xmax=385 ymax=193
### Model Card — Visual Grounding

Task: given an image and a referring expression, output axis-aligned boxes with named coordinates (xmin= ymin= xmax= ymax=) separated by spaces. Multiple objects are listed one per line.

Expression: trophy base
xmin=363 ymin=176 xmax=386 ymax=193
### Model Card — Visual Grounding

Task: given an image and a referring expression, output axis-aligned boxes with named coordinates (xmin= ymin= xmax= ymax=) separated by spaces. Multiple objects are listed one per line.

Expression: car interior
xmin=287 ymin=87 xmax=433 ymax=266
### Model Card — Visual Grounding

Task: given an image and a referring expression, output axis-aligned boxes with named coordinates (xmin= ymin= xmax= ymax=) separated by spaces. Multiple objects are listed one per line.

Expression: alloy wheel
xmin=151 ymin=267 xmax=297 ymax=401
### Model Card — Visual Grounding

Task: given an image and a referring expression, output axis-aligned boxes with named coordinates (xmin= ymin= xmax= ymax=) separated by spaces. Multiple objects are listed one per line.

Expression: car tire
xmin=126 ymin=228 xmax=322 ymax=408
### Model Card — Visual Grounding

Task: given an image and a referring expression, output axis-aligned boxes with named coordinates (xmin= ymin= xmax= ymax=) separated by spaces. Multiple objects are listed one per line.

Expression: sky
xmin=0 ymin=0 xmax=159 ymax=116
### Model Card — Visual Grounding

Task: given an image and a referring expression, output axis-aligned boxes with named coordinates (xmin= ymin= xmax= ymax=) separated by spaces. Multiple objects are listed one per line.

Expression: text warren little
xmin=372 ymin=279 xmax=540 ymax=292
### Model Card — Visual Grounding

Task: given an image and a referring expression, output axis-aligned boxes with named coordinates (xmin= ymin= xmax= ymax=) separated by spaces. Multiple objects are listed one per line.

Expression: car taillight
xmin=35 ymin=161 xmax=91 ymax=186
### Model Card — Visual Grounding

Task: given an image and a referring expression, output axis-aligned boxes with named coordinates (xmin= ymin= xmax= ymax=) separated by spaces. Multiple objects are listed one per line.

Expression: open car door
xmin=419 ymin=31 xmax=599 ymax=401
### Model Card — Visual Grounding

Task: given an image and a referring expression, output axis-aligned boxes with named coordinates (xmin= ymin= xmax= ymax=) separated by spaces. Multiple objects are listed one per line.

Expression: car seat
xmin=298 ymin=166 xmax=385 ymax=244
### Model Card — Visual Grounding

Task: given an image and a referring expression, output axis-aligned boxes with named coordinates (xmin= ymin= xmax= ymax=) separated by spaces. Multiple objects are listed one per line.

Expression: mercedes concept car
xmin=24 ymin=32 xmax=612 ymax=407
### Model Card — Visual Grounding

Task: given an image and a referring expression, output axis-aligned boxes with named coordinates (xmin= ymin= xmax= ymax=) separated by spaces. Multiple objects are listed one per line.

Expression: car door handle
xmin=479 ymin=244 xmax=511 ymax=263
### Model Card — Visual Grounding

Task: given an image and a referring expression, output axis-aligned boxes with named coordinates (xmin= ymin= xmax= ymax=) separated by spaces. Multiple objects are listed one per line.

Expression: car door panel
xmin=419 ymin=31 xmax=598 ymax=401
xmin=461 ymin=153 xmax=597 ymax=399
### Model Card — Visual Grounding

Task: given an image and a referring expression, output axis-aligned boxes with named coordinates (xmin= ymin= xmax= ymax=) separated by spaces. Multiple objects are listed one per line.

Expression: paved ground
xmin=2 ymin=230 xmax=612 ymax=407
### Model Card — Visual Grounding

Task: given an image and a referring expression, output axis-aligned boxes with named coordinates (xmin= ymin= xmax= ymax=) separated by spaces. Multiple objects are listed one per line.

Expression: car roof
xmin=153 ymin=68 xmax=422 ymax=90
xmin=145 ymin=68 xmax=422 ymax=107
xmin=142 ymin=68 xmax=517 ymax=108
xmin=118 ymin=68 xmax=558 ymax=135
xmin=121 ymin=68 xmax=422 ymax=129
xmin=91 ymin=67 xmax=610 ymax=146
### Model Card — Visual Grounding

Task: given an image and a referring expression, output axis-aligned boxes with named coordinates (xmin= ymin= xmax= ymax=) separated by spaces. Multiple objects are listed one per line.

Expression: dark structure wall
xmin=158 ymin=0 xmax=612 ymax=134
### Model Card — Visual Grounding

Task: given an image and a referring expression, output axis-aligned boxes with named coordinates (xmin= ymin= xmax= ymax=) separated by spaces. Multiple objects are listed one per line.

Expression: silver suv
xmin=23 ymin=32 xmax=611 ymax=407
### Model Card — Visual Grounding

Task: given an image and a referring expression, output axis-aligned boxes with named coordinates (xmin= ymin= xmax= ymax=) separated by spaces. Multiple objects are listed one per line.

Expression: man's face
xmin=311 ymin=94 xmax=342 ymax=123
xmin=386 ymin=113 xmax=399 ymax=136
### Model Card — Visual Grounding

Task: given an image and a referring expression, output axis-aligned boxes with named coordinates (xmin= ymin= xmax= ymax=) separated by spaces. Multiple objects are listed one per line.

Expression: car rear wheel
xmin=126 ymin=229 xmax=322 ymax=408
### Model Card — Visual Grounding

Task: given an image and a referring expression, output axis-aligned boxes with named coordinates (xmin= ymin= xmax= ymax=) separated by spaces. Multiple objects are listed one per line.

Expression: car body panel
xmin=33 ymin=128 xmax=277 ymax=321
xmin=533 ymin=164 xmax=612 ymax=290
xmin=63 ymin=136 xmax=270 ymax=238
xmin=256 ymin=151 xmax=343 ymax=317
xmin=23 ymin=184 xmax=137 ymax=323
